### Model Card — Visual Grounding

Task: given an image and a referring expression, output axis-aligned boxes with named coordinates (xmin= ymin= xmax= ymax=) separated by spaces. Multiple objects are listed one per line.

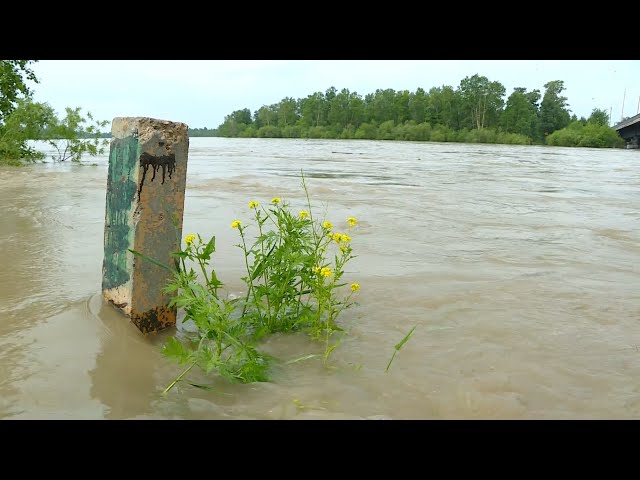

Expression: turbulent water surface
xmin=1 ymin=137 xmax=639 ymax=419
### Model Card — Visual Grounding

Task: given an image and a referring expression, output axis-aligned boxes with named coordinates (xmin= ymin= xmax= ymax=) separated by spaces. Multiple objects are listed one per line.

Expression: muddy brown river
xmin=1 ymin=137 xmax=639 ymax=419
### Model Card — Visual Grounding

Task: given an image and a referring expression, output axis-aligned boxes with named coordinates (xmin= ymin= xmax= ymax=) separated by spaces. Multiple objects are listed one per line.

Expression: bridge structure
xmin=613 ymin=113 xmax=640 ymax=148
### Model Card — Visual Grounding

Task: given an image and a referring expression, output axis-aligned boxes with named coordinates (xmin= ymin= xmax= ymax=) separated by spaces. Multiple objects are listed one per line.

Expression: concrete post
xmin=102 ymin=117 xmax=189 ymax=333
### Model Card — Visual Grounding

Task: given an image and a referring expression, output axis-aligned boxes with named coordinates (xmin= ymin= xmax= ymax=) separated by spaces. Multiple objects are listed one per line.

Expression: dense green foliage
xmin=546 ymin=120 xmax=625 ymax=148
xmin=215 ymin=74 xmax=625 ymax=148
xmin=0 ymin=60 xmax=38 ymax=123
xmin=1 ymin=60 xmax=109 ymax=165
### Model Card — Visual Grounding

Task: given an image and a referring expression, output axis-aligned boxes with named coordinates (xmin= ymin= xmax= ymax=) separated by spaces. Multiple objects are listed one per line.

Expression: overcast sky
xmin=29 ymin=60 xmax=639 ymax=129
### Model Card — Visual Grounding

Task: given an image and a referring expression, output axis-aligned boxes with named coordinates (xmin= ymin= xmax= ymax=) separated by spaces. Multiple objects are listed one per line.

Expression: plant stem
xmin=163 ymin=361 xmax=196 ymax=395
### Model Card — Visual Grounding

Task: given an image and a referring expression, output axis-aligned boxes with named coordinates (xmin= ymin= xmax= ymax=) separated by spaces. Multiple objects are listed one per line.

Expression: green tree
xmin=540 ymin=80 xmax=571 ymax=137
xmin=588 ymin=108 xmax=609 ymax=126
xmin=43 ymin=107 xmax=109 ymax=162
xmin=393 ymin=89 xmax=411 ymax=124
xmin=0 ymin=60 xmax=49 ymax=164
xmin=425 ymin=85 xmax=462 ymax=130
xmin=299 ymin=92 xmax=328 ymax=128
xmin=276 ymin=97 xmax=299 ymax=128
xmin=327 ymin=88 xmax=364 ymax=131
xmin=501 ymin=87 xmax=540 ymax=139
xmin=0 ymin=60 xmax=39 ymax=123
xmin=1 ymin=60 xmax=112 ymax=165
xmin=457 ymin=74 xmax=506 ymax=129
xmin=0 ymin=99 xmax=54 ymax=165
xmin=218 ymin=108 xmax=253 ymax=136
xmin=231 ymin=108 xmax=252 ymax=125
xmin=408 ymin=87 xmax=427 ymax=123
xmin=254 ymin=104 xmax=278 ymax=129
xmin=367 ymin=88 xmax=399 ymax=124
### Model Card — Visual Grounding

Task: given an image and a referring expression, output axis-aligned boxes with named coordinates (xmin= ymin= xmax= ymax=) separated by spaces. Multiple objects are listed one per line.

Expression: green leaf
xmin=285 ymin=354 xmax=320 ymax=365
xmin=186 ymin=383 xmax=216 ymax=391
xmin=162 ymin=337 xmax=192 ymax=364
xmin=394 ymin=325 xmax=416 ymax=351
xmin=200 ymin=236 xmax=216 ymax=261
xmin=129 ymin=249 xmax=172 ymax=271
xmin=386 ymin=326 xmax=417 ymax=373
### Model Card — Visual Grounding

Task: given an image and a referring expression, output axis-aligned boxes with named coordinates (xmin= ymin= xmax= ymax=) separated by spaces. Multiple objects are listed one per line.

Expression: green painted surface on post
xmin=102 ymin=135 xmax=139 ymax=291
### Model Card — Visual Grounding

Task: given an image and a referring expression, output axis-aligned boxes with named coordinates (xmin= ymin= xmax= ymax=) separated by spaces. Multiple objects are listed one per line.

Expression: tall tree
xmin=276 ymin=97 xmax=299 ymax=128
xmin=588 ymin=108 xmax=609 ymax=126
xmin=0 ymin=60 xmax=51 ymax=163
xmin=457 ymin=74 xmax=506 ymax=129
xmin=327 ymin=88 xmax=364 ymax=131
xmin=501 ymin=87 xmax=540 ymax=139
xmin=368 ymin=88 xmax=398 ymax=124
xmin=393 ymin=89 xmax=411 ymax=124
xmin=425 ymin=85 xmax=462 ymax=130
xmin=539 ymin=80 xmax=571 ymax=136
xmin=254 ymin=104 xmax=278 ymax=128
xmin=408 ymin=87 xmax=428 ymax=124
xmin=0 ymin=60 xmax=39 ymax=123
xmin=231 ymin=108 xmax=252 ymax=125
xmin=299 ymin=91 xmax=327 ymax=127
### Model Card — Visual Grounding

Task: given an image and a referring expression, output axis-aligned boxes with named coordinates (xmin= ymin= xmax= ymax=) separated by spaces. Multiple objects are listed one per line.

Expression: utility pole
xmin=621 ymin=88 xmax=626 ymax=121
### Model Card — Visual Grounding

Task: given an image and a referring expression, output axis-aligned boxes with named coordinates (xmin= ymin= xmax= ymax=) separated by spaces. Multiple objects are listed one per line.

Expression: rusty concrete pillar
xmin=102 ymin=117 xmax=189 ymax=333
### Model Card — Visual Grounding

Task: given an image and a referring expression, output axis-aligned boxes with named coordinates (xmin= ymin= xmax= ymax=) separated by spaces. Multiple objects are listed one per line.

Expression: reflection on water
xmin=88 ymin=293 xmax=168 ymax=419
xmin=1 ymin=138 xmax=639 ymax=419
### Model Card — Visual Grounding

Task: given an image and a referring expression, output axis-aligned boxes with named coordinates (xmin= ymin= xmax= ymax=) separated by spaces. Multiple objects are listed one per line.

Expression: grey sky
xmin=30 ymin=60 xmax=639 ymax=129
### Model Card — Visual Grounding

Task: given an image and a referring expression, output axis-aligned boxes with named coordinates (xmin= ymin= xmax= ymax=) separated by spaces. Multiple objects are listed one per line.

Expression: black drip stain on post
xmin=137 ymin=152 xmax=176 ymax=200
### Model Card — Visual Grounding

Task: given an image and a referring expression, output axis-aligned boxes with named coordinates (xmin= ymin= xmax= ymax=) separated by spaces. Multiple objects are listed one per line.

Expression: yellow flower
xmin=299 ymin=210 xmax=309 ymax=219
xmin=350 ymin=283 xmax=360 ymax=291
xmin=347 ymin=217 xmax=358 ymax=227
xmin=320 ymin=266 xmax=332 ymax=277
xmin=312 ymin=265 xmax=321 ymax=274
xmin=339 ymin=245 xmax=349 ymax=253
xmin=332 ymin=232 xmax=351 ymax=244
xmin=323 ymin=221 xmax=333 ymax=230
xmin=271 ymin=197 xmax=281 ymax=205
xmin=231 ymin=220 xmax=241 ymax=229
xmin=249 ymin=201 xmax=259 ymax=209
xmin=184 ymin=234 xmax=196 ymax=245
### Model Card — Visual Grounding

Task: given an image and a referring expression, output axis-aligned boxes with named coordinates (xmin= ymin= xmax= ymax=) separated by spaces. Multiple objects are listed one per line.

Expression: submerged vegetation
xmin=133 ymin=173 xmax=362 ymax=392
xmin=215 ymin=77 xmax=625 ymax=148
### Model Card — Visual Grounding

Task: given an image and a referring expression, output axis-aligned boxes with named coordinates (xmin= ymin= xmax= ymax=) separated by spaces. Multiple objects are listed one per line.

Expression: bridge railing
xmin=614 ymin=112 xmax=640 ymax=130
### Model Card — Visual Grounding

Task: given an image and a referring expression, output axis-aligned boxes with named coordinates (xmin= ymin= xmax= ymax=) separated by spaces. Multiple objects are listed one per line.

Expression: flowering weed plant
xmin=134 ymin=173 xmax=361 ymax=392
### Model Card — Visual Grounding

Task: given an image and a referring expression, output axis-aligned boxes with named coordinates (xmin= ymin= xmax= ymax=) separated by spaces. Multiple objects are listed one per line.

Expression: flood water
xmin=1 ymin=137 xmax=639 ymax=419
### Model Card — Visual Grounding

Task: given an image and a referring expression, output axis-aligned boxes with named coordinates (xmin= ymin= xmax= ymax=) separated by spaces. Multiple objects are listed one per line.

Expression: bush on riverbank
xmin=546 ymin=121 xmax=626 ymax=148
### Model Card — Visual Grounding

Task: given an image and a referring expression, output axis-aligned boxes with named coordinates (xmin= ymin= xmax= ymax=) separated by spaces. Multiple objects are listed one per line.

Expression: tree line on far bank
xmin=214 ymin=76 xmax=625 ymax=148
xmin=0 ymin=62 xmax=627 ymax=168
